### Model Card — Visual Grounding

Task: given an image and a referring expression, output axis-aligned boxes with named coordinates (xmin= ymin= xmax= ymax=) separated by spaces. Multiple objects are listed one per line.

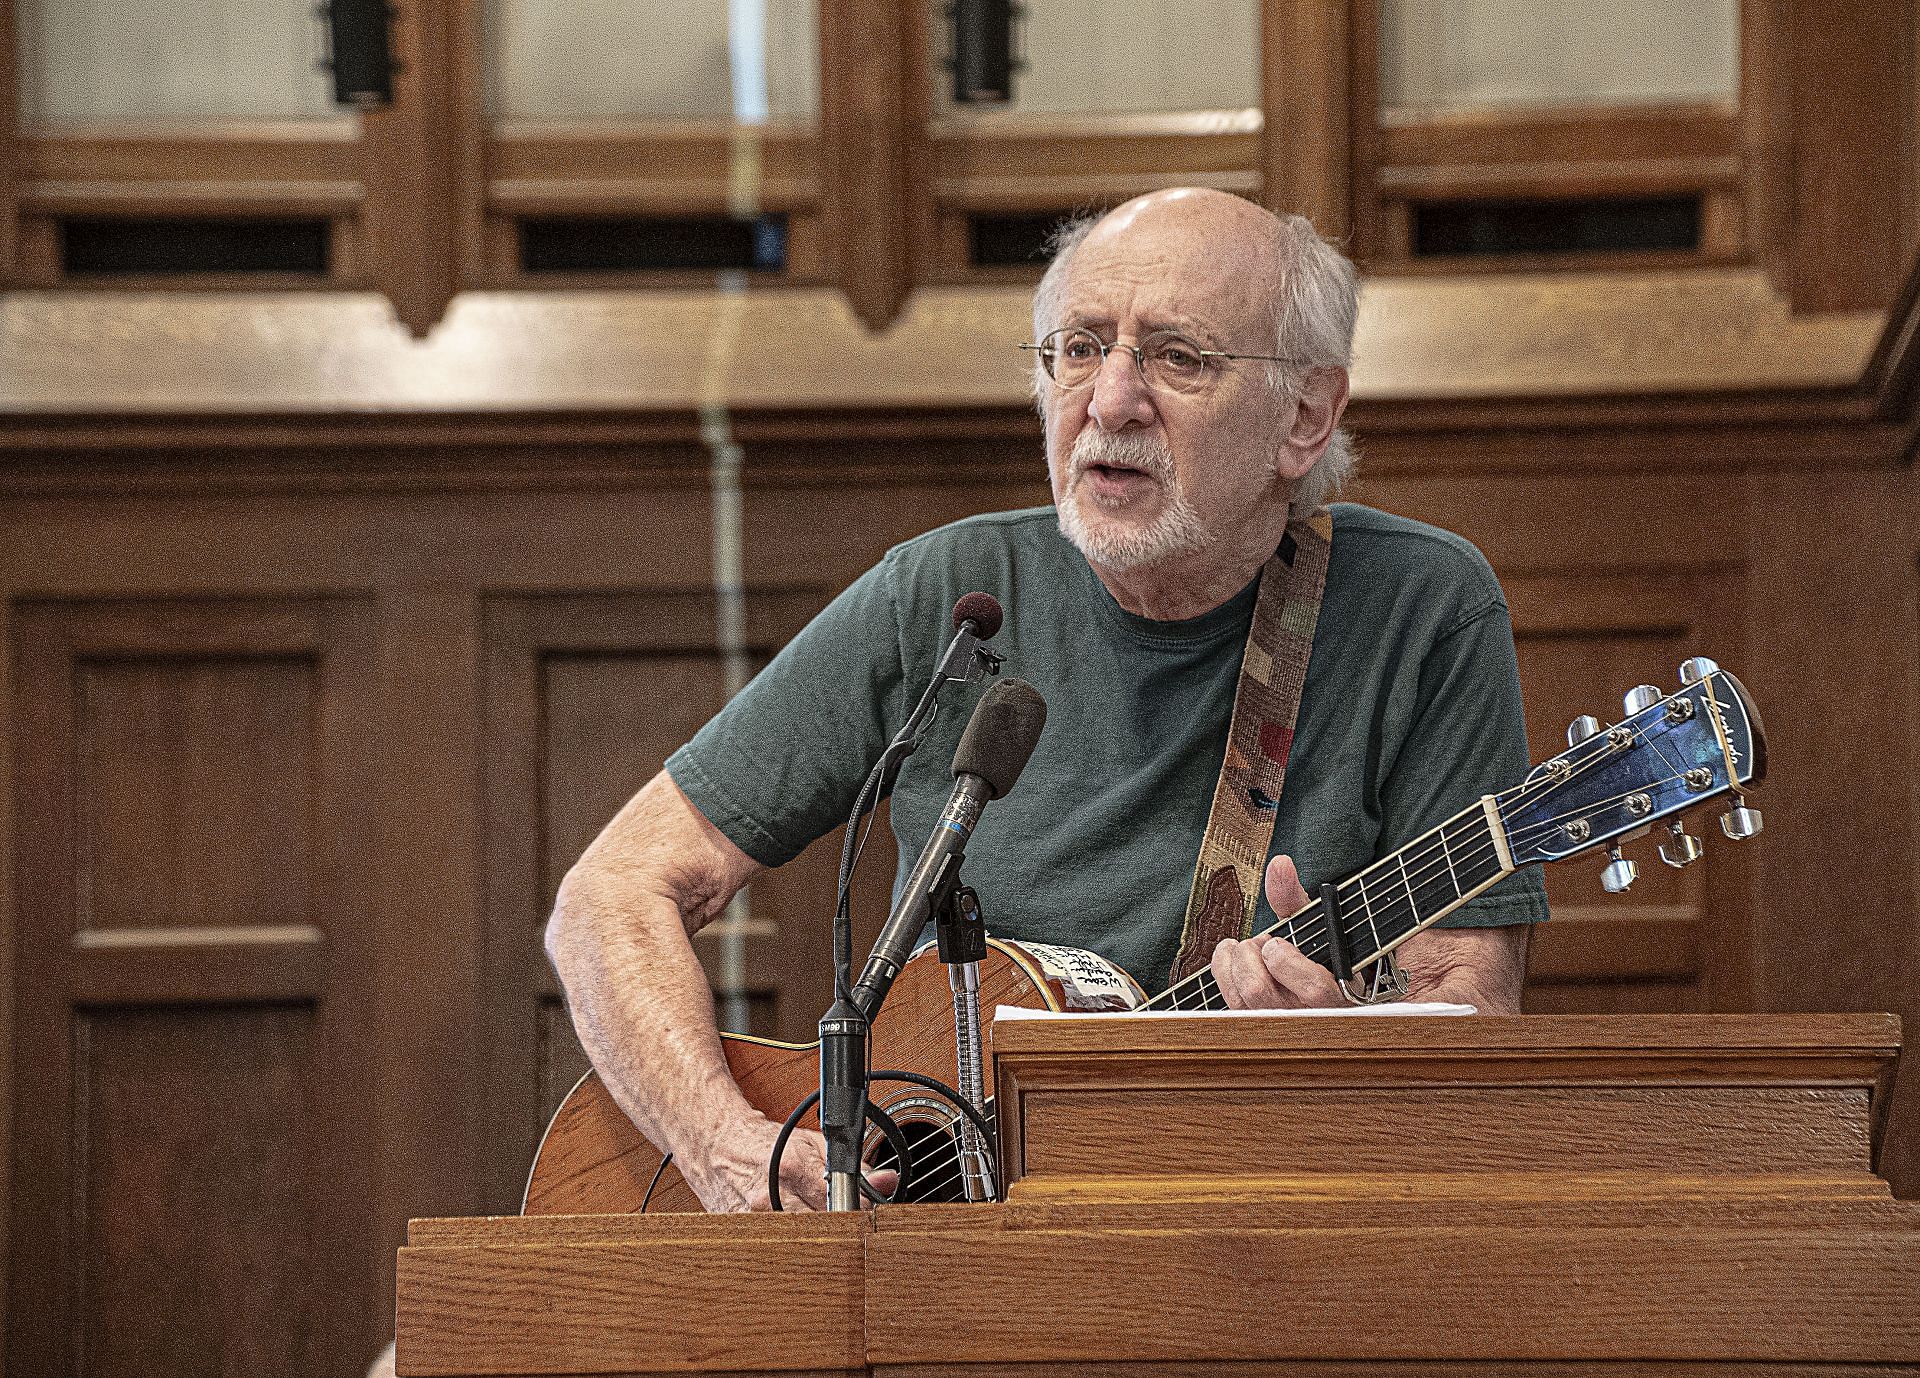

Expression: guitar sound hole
xmin=863 ymin=1104 xmax=969 ymax=1203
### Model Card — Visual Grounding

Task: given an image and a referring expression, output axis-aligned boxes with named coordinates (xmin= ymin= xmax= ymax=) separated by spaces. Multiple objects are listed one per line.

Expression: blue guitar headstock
xmin=1499 ymin=658 xmax=1766 ymax=884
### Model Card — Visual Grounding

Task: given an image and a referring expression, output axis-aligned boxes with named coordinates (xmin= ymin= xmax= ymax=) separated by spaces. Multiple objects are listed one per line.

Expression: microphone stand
xmin=817 ymin=627 xmax=1000 ymax=1212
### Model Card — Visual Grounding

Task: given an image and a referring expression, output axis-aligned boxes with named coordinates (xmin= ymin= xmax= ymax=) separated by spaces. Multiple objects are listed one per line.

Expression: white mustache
xmin=1070 ymin=431 xmax=1174 ymax=483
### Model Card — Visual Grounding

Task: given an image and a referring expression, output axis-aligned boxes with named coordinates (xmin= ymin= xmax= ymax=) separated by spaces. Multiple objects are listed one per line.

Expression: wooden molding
xmin=488 ymin=122 xmax=822 ymax=215
xmin=1261 ymin=0 xmax=1351 ymax=237
xmin=929 ymin=109 xmax=1262 ymax=211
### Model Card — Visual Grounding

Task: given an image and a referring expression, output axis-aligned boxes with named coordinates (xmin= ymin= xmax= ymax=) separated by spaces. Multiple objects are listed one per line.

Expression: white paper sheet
xmin=993 ymin=1001 xmax=1477 ymax=1021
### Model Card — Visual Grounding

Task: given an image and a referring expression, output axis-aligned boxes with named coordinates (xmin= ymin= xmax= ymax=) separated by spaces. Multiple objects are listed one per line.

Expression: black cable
xmin=766 ymin=1090 xmax=820 ymax=1213
xmin=766 ymin=1071 xmax=993 ymax=1210
xmin=870 ymin=1070 xmax=998 ymax=1182
xmin=640 ymin=1151 xmax=672 ymax=1212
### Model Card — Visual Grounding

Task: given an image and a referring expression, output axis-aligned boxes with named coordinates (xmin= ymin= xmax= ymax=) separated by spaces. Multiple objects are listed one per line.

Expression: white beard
xmin=1055 ymin=430 xmax=1211 ymax=572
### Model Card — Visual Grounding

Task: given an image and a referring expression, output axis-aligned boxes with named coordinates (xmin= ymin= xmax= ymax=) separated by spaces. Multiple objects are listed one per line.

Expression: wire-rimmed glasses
xmin=1019 ymin=326 xmax=1308 ymax=395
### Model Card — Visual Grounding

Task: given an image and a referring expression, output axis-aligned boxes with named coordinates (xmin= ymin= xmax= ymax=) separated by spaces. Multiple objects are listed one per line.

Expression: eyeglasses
xmin=1019 ymin=327 xmax=1309 ymax=395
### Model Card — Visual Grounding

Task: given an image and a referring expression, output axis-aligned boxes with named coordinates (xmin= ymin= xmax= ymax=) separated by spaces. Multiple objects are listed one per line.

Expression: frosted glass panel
xmin=930 ymin=0 xmax=1259 ymax=116
xmin=1380 ymin=0 xmax=1739 ymax=113
xmin=489 ymin=0 xmax=819 ymax=122
xmin=17 ymin=0 xmax=340 ymax=126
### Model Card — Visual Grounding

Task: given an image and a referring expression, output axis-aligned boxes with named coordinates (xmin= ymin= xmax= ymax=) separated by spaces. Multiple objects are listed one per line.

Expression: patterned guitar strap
xmin=1167 ymin=507 xmax=1333 ymax=984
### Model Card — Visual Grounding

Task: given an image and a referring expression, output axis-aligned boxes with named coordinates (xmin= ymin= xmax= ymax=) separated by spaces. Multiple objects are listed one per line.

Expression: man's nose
xmin=1087 ymin=344 xmax=1157 ymax=432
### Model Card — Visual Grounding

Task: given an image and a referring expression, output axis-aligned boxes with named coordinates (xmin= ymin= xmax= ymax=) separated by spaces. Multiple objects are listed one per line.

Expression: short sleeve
xmin=666 ymin=558 xmax=908 ymax=868
xmin=1380 ymin=601 xmax=1550 ymax=927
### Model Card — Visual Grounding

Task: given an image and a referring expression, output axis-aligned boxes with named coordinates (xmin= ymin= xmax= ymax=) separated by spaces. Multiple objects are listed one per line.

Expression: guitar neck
xmin=1148 ymin=797 xmax=1515 ymax=1012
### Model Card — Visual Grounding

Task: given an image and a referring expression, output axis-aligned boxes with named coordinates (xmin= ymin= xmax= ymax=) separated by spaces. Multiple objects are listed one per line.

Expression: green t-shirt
xmin=668 ymin=503 xmax=1548 ymax=995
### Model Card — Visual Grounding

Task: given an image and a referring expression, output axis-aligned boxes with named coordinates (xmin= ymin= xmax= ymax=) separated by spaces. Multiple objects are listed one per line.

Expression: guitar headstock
xmin=1500 ymin=658 xmax=1766 ymax=880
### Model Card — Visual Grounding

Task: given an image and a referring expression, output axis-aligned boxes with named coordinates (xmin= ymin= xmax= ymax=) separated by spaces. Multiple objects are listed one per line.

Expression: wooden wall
xmin=1 ymin=270 xmax=1917 ymax=1376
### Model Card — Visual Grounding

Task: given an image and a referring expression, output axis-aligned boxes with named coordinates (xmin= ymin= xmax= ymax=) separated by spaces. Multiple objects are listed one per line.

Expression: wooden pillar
xmin=820 ymin=0 xmax=911 ymax=332
xmin=1262 ymin=0 xmax=1354 ymax=242
xmin=0 ymin=0 xmax=17 ymax=283
xmin=360 ymin=0 xmax=463 ymax=337
xmin=1761 ymin=0 xmax=1917 ymax=312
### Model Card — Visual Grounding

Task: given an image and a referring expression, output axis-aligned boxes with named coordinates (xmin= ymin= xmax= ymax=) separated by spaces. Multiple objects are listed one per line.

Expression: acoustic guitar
xmin=524 ymin=659 xmax=1764 ymax=1215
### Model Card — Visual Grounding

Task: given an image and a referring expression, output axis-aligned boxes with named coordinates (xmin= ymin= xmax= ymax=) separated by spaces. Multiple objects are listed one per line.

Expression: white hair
xmin=1030 ymin=205 xmax=1360 ymax=511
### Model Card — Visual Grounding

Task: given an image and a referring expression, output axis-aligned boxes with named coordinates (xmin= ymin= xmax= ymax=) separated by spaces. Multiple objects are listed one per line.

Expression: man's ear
xmin=1271 ymin=367 xmax=1351 ymax=480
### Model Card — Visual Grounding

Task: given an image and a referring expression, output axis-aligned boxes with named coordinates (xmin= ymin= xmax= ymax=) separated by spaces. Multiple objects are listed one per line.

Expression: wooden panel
xmin=397 ymin=1213 xmax=869 ymax=1376
xmin=1501 ymin=567 xmax=1751 ymax=1012
xmin=76 ymin=1005 xmax=321 ymax=1377
xmin=75 ymin=654 xmax=315 ymax=932
xmin=18 ymin=125 xmax=362 ymax=213
xmin=1022 ymin=1086 xmax=1869 ymax=1179
xmin=7 ymin=596 xmax=378 ymax=1378
xmin=479 ymin=588 xmax=853 ymax=1213
xmin=866 ymin=1222 xmax=1920 ymax=1365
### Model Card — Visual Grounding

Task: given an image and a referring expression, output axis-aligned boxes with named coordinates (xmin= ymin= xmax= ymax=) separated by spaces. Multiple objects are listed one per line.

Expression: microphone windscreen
xmin=952 ymin=678 xmax=1047 ymax=798
xmin=951 ymin=591 xmax=1003 ymax=640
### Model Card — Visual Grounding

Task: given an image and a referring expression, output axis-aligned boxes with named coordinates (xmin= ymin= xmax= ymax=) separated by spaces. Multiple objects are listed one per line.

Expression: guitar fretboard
xmin=1146 ymin=800 xmax=1510 ymax=1011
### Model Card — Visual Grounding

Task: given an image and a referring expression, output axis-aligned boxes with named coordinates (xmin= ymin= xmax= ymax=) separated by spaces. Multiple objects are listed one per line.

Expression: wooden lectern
xmin=396 ymin=1014 xmax=1920 ymax=1374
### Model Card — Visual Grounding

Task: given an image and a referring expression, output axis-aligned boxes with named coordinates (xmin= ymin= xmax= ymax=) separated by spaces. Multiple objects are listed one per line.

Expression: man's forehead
xmin=1060 ymin=231 xmax=1272 ymax=339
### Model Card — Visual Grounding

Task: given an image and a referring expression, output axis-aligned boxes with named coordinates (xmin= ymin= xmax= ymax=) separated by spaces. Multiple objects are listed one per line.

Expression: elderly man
xmin=546 ymin=188 xmax=1548 ymax=1212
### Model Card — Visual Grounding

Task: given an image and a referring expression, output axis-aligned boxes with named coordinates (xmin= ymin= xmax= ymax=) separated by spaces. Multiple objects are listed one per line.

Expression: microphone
xmin=926 ymin=592 xmax=1004 ymax=693
xmin=851 ymin=677 xmax=1047 ymax=1019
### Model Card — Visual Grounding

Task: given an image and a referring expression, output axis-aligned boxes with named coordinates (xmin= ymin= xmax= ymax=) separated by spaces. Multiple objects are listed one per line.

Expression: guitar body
xmin=523 ymin=937 xmax=1144 ymax=1214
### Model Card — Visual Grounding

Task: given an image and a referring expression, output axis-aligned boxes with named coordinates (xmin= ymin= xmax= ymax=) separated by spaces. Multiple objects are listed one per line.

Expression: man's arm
xmin=1210 ymin=855 xmax=1531 ymax=1013
xmin=544 ymin=769 xmax=832 ymax=1211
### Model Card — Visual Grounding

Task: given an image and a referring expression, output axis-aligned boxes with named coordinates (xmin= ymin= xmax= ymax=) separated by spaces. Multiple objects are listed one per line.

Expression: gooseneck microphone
xmin=850 ymin=677 xmax=1048 ymax=1021
xmin=898 ymin=593 xmax=1005 ymax=748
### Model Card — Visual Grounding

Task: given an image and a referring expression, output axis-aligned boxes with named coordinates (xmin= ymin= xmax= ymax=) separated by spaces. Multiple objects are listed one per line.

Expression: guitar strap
xmin=1167 ymin=506 xmax=1332 ymax=984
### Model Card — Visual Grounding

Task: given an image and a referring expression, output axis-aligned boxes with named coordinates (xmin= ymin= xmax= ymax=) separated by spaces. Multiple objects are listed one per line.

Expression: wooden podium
xmin=396 ymin=1014 xmax=1920 ymax=1375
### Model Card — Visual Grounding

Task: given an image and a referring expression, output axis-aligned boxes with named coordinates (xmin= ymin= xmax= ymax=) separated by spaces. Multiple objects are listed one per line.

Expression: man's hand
xmin=1210 ymin=853 xmax=1529 ymax=1012
xmin=1210 ymin=855 xmax=1345 ymax=1008
xmin=685 ymin=1114 xmax=899 ymax=1213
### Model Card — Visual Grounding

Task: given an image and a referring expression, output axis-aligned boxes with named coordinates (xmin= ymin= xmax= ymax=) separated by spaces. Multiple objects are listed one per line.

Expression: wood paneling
xmin=1502 ymin=567 xmax=1751 ymax=1014
xmin=2 ymin=260 xmax=1918 ymax=1366
xmin=7 ymin=596 xmax=379 ymax=1378
xmin=479 ymin=588 xmax=877 ymax=1212
xmin=78 ymin=1005 xmax=320 ymax=1376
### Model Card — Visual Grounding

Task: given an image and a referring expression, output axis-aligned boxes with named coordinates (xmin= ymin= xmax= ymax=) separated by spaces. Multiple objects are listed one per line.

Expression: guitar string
xmin=1146 ymin=696 xmax=1732 ymax=1010
xmin=875 ymin=683 xmax=1745 ymax=1195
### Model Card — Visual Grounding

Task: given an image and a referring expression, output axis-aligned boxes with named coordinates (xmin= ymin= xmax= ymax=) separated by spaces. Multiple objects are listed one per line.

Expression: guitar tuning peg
xmin=1679 ymin=656 xmax=1720 ymax=685
xmin=1720 ymin=797 xmax=1763 ymax=840
xmin=1566 ymin=714 xmax=1601 ymax=746
xmin=1600 ymin=843 xmax=1638 ymax=893
xmin=1659 ymin=818 xmax=1703 ymax=868
xmin=1623 ymin=684 xmax=1663 ymax=716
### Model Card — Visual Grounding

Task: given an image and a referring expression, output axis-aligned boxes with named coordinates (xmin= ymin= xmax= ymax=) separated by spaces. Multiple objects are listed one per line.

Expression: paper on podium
xmin=994 ymin=1001 xmax=1477 ymax=1021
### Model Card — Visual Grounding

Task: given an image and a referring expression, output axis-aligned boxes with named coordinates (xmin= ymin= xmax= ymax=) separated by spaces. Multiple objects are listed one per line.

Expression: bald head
xmin=1078 ymin=188 xmax=1287 ymax=299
